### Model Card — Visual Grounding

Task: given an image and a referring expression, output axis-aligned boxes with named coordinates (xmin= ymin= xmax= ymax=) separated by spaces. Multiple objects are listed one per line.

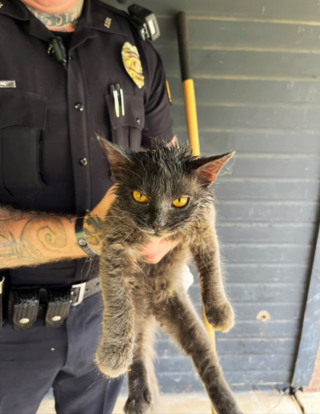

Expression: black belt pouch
xmin=9 ymin=288 xmax=39 ymax=331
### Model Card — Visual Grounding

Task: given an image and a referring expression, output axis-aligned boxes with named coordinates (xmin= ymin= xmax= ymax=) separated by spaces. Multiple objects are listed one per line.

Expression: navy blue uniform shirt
xmin=0 ymin=0 xmax=174 ymax=286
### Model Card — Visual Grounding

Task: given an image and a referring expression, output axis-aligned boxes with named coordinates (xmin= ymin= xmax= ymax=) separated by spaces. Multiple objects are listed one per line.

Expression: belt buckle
xmin=70 ymin=282 xmax=86 ymax=306
xmin=0 ymin=277 xmax=5 ymax=294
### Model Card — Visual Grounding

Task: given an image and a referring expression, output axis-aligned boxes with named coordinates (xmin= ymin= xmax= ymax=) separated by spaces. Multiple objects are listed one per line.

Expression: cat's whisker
xmin=85 ymin=372 xmax=105 ymax=392
xmin=101 ymin=231 xmax=128 ymax=245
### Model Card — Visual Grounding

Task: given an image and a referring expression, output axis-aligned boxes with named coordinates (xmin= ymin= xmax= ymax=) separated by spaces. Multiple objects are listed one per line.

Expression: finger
xmin=142 ymin=239 xmax=179 ymax=263
xmin=92 ymin=185 xmax=117 ymax=218
xmin=105 ymin=185 xmax=117 ymax=206
xmin=142 ymin=256 xmax=162 ymax=265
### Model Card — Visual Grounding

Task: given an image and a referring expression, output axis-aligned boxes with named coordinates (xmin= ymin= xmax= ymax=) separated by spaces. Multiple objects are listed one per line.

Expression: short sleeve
xmin=139 ymin=42 xmax=174 ymax=147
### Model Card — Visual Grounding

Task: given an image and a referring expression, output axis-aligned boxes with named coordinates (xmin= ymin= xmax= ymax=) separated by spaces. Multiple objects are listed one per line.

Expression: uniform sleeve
xmin=140 ymin=42 xmax=174 ymax=147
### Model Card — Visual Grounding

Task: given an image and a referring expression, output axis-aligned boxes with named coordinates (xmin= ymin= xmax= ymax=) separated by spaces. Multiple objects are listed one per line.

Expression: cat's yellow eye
xmin=172 ymin=197 xmax=189 ymax=208
xmin=133 ymin=191 xmax=148 ymax=203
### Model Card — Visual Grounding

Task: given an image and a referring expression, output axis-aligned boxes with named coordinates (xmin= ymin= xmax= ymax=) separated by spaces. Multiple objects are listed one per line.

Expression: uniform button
xmin=51 ymin=315 xmax=62 ymax=322
xmin=19 ymin=318 xmax=30 ymax=324
xmin=136 ymin=118 xmax=141 ymax=125
xmin=79 ymin=157 xmax=88 ymax=166
xmin=74 ymin=103 xmax=84 ymax=111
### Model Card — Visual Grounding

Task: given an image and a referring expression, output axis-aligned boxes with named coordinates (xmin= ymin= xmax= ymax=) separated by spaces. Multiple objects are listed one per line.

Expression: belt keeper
xmin=45 ymin=287 xmax=71 ymax=328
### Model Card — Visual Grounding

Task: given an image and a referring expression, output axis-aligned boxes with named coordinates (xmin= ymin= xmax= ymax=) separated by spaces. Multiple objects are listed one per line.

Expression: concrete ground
xmin=295 ymin=391 xmax=320 ymax=414
xmin=37 ymin=390 xmax=320 ymax=414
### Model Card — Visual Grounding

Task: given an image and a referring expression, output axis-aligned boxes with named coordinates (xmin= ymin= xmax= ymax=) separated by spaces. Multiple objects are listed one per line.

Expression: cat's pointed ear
xmin=190 ymin=152 xmax=235 ymax=187
xmin=97 ymin=136 xmax=132 ymax=176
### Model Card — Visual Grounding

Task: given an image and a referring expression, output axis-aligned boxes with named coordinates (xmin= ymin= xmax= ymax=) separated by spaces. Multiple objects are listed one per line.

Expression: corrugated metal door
xmin=108 ymin=0 xmax=320 ymax=392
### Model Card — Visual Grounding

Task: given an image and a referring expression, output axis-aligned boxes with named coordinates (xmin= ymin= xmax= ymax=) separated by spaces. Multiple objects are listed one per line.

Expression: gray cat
xmin=95 ymin=139 xmax=243 ymax=414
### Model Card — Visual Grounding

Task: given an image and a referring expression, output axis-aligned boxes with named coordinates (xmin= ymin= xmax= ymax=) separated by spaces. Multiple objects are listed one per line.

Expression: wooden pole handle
xmin=176 ymin=11 xmax=216 ymax=414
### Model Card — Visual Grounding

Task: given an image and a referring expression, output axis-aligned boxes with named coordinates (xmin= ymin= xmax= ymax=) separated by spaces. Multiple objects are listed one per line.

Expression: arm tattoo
xmin=84 ymin=215 xmax=104 ymax=247
xmin=0 ymin=232 xmax=19 ymax=258
xmin=0 ymin=206 xmax=74 ymax=268
xmin=20 ymin=218 xmax=68 ymax=256
xmin=27 ymin=0 xmax=84 ymax=32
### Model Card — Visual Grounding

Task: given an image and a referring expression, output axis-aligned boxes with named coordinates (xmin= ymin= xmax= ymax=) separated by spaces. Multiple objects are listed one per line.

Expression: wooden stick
xmin=176 ymin=11 xmax=216 ymax=414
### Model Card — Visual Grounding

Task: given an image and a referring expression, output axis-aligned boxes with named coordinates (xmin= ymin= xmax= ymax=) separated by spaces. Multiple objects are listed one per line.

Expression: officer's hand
xmin=141 ymin=238 xmax=179 ymax=264
xmin=83 ymin=186 xmax=117 ymax=255
xmin=90 ymin=186 xmax=117 ymax=223
xmin=85 ymin=185 xmax=179 ymax=262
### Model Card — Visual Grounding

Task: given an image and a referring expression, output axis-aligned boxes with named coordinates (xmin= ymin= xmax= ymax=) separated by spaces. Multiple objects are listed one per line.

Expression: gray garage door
xmin=108 ymin=0 xmax=320 ymax=392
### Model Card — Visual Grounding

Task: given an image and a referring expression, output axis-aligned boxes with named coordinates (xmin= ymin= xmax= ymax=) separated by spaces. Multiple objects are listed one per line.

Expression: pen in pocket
xmin=110 ymin=84 xmax=125 ymax=118
xmin=109 ymin=84 xmax=120 ymax=118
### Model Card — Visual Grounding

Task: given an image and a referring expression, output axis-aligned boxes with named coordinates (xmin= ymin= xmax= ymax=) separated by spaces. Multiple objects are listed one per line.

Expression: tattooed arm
xmin=0 ymin=187 xmax=116 ymax=269
xmin=0 ymin=207 xmax=83 ymax=269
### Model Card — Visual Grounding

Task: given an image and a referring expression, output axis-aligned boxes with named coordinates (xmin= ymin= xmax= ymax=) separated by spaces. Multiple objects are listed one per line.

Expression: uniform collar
xmin=0 ymin=0 xmax=127 ymax=38
xmin=0 ymin=0 xmax=52 ymax=43
xmin=0 ymin=0 xmax=29 ymax=20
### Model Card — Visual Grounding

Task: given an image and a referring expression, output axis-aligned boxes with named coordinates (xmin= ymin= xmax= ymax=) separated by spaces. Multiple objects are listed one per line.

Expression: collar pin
xmin=104 ymin=17 xmax=112 ymax=29
xmin=0 ymin=3 xmax=3 ymax=8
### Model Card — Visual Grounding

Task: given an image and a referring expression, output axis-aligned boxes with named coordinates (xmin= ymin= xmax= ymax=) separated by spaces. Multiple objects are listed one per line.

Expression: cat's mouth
xmin=146 ymin=229 xmax=166 ymax=237
xmin=142 ymin=227 xmax=172 ymax=238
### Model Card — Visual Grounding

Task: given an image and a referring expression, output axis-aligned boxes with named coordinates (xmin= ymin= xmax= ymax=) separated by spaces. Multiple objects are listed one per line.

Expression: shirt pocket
xmin=105 ymin=94 xmax=145 ymax=151
xmin=0 ymin=90 xmax=48 ymax=201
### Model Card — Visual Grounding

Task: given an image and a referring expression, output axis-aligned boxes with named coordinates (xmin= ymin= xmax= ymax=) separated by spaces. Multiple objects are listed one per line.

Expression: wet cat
xmin=96 ymin=139 xmax=243 ymax=414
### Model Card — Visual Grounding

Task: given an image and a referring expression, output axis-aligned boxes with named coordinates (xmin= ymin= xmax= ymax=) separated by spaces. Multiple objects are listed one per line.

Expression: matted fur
xmin=96 ymin=140 xmax=243 ymax=414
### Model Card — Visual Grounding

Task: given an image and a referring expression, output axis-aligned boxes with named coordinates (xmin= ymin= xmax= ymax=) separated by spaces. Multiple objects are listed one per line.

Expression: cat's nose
xmin=152 ymin=222 xmax=161 ymax=231
xmin=150 ymin=211 xmax=165 ymax=231
xmin=151 ymin=221 xmax=164 ymax=232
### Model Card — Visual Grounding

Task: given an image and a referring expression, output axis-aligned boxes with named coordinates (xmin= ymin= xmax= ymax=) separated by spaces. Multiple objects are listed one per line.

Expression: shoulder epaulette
xmin=97 ymin=1 xmax=160 ymax=41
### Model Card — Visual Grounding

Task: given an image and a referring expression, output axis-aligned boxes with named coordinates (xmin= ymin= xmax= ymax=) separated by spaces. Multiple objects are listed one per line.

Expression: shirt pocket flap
xmin=105 ymin=94 xmax=145 ymax=132
xmin=0 ymin=89 xmax=47 ymax=129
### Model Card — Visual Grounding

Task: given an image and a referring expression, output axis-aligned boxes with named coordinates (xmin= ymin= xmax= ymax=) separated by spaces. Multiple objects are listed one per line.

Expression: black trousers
xmin=0 ymin=292 xmax=123 ymax=414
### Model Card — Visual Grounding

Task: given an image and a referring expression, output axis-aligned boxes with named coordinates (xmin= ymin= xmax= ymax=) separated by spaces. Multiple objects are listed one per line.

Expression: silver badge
xmin=0 ymin=81 xmax=16 ymax=88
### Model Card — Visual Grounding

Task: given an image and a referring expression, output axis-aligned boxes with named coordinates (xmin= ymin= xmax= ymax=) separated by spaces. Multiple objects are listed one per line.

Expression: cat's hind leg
xmin=124 ymin=315 xmax=158 ymax=414
xmin=156 ymin=291 xmax=243 ymax=414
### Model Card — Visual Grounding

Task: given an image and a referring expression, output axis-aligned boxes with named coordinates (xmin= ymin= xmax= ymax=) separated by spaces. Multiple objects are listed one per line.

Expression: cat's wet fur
xmin=96 ymin=139 xmax=243 ymax=414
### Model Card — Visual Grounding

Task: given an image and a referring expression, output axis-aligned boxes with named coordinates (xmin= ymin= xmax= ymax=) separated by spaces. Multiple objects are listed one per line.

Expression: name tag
xmin=0 ymin=81 xmax=16 ymax=88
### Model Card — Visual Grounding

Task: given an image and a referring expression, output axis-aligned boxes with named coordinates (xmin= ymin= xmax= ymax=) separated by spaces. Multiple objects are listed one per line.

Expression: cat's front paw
xmin=95 ymin=341 xmax=133 ymax=378
xmin=124 ymin=387 xmax=153 ymax=414
xmin=205 ymin=300 xmax=234 ymax=332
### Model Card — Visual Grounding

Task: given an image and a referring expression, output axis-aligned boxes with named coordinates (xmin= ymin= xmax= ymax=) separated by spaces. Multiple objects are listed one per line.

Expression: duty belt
xmin=0 ymin=278 xmax=101 ymax=330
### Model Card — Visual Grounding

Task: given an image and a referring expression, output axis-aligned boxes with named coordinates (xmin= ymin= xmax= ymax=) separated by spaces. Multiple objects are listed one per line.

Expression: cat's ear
xmin=97 ymin=136 xmax=132 ymax=176
xmin=190 ymin=152 xmax=235 ymax=187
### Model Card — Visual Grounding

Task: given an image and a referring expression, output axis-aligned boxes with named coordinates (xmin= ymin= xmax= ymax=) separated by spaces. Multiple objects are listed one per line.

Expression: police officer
xmin=0 ymin=0 xmax=177 ymax=413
